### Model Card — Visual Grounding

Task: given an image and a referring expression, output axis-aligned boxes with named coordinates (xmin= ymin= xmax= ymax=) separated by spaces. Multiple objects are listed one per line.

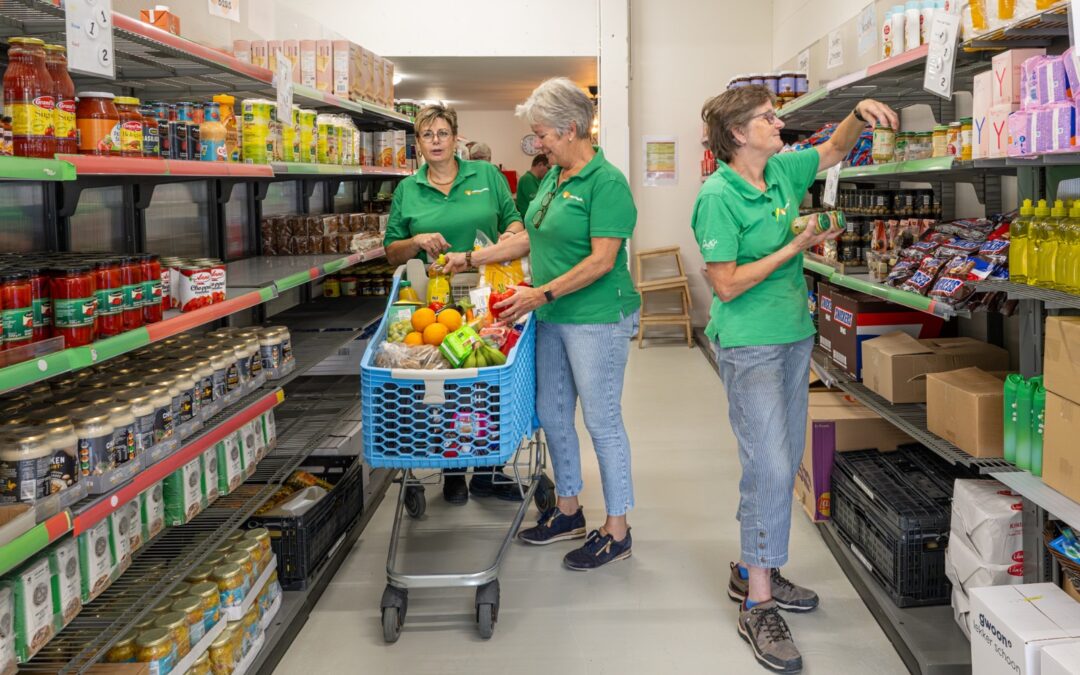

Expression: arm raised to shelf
xmin=815 ymin=99 xmax=900 ymax=173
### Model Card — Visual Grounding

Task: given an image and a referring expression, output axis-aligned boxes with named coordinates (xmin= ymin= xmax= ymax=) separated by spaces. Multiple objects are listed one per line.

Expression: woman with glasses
xmin=692 ymin=85 xmax=897 ymax=674
xmin=384 ymin=103 xmax=524 ymax=505
xmin=443 ymin=77 xmax=640 ymax=571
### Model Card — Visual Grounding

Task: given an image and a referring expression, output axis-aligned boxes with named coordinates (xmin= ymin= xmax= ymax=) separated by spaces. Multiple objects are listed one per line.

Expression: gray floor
xmin=273 ymin=345 xmax=910 ymax=674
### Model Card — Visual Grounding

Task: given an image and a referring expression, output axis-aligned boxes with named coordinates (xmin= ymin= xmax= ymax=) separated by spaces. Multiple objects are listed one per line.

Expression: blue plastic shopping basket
xmin=361 ymin=271 xmax=537 ymax=470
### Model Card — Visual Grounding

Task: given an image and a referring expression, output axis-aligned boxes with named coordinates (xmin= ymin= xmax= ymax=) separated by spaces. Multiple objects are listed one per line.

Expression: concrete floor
xmin=273 ymin=345 xmax=910 ymax=675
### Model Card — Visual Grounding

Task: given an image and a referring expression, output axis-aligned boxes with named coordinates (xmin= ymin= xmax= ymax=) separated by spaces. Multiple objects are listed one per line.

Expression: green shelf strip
xmin=0 ymin=512 xmax=72 ymax=577
xmin=271 ymin=162 xmax=360 ymax=176
xmin=258 ymin=286 xmax=276 ymax=302
xmin=323 ymin=258 xmax=348 ymax=274
xmin=803 ymin=257 xmax=836 ymax=277
xmin=816 ymin=156 xmax=956 ymax=181
xmin=0 ymin=349 xmax=73 ymax=396
xmin=275 ymin=269 xmax=318 ymax=293
xmin=0 ymin=156 xmax=77 ymax=182
xmin=777 ymin=87 xmax=828 ymax=118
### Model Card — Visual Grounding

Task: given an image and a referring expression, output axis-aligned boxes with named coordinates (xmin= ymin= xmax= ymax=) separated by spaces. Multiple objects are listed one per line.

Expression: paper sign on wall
xmin=797 ymin=48 xmax=811 ymax=79
xmin=643 ymin=136 xmax=677 ymax=187
xmin=858 ymin=3 xmax=877 ymax=56
xmin=208 ymin=0 xmax=240 ymax=22
xmin=924 ymin=11 xmax=961 ymax=99
xmin=275 ymin=58 xmax=294 ymax=126
xmin=827 ymin=30 xmax=844 ymax=70
xmin=65 ymin=0 xmax=115 ymax=79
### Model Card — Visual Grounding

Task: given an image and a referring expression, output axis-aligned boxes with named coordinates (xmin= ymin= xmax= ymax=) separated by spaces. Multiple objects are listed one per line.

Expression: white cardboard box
xmin=973 ymin=70 xmax=993 ymax=159
xmin=970 ymin=583 xmax=1080 ymax=675
xmin=989 ymin=104 xmax=1018 ymax=158
xmin=954 ymin=586 xmax=972 ymax=639
xmin=992 ymin=48 xmax=1046 ymax=107
xmin=1042 ymin=642 xmax=1080 ymax=675
xmin=952 ymin=479 xmax=1024 ymax=566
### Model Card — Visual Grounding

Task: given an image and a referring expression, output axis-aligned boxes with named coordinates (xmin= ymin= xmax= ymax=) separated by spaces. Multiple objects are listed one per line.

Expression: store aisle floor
xmin=274 ymin=346 xmax=909 ymax=675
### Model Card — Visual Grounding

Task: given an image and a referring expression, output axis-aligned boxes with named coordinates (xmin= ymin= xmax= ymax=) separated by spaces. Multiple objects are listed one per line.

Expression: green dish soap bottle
xmin=1031 ymin=380 xmax=1046 ymax=477
xmin=1003 ymin=373 xmax=1024 ymax=464
xmin=1015 ymin=376 xmax=1037 ymax=471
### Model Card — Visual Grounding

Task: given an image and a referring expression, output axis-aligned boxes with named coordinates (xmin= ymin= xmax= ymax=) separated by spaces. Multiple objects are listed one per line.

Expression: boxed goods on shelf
xmin=973 ymin=70 xmax=993 ymax=159
xmin=260 ymin=212 xmax=386 ymax=256
xmin=1043 ymin=392 xmax=1080 ymax=502
xmin=78 ymin=519 xmax=115 ymax=603
xmin=141 ymin=481 xmax=164 ymax=543
xmin=139 ymin=7 xmax=180 ymax=35
xmin=108 ymin=510 xmax=133 ymax=576
xmin=992 ymin=49 xmax=1046 ymax=107
xmin=0 ymin=586 xmax=12 ymax=674
xmin=5 ymin=556 xmax=54 ymax=661
xmin=1045 ymin=316 xmax=1080 ymax=405
xmin=926 ymin=368 xmax=1006 ymax=457
xmin=827 ymin=288 xmax=944 ymax=379
xmin=164 ymin=457 xmax=206 ymax=527
xmin=816 ymin=280 xmax=836 ymax=354
xmin=969 ymin=583 xmax=1080 ymax=675
xmin=861 ymin=332 xmax=1009 ymax=403
xmin=796 ymin=391 xmax=915 ymax=522
xmin=47 ymin=538 xmax=81 ymax=631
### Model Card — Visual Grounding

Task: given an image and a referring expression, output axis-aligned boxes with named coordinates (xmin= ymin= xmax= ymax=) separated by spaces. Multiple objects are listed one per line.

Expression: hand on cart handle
xmin=493 ymin=285 xmax=544 ymax=323
xmin=854 ymin=99 xmax=900 ymax=132
xmin=413 ymin=232 xmax=451 ymax=259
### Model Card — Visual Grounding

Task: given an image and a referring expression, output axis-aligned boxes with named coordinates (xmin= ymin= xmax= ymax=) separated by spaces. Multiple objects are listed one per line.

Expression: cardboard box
xmin=794 ymin=392 xmax=914 ymax=522
xmin=946 ymin=530 xmax=1024 ymax=600
xmin=970 ymin=583 xmax=1080 ymax=675
xmin=139 ymin=7 xmax=180 ymax=35
xmin=382 ymin=58 xmax=395 ymax=108
xmin=232 ymin=40 xmax=251 ymax=64
xmin=267 ymin=40 xmax=281 ymax=72
xmin=829 ymin=288 xmax=944 ymax=379
xmin=1045 ymin=316 xmax=1080 ymax=405
xmin=974 ymin=70 xmax=993 ymax=159
xmin=992 ymin=48 xmax=1046 ymax=106
xmin=299 ymin=40 xmax=317 ymax=88
xmin=861 ymin=333 xmax=1010 ymax=404
xmin=348 ymin=43 xmax=365 ymax=101
xmin=315 ymin=40 xmax=333 ymax=93
xmin=1043 ymin=392 xmax=1080 ymax=504
xmin=817 ymin=280 xmax=836 ymax=355
xmin=1041 ymin=642 xmax=1080 ymax=675
xmin=361 ymin=48 xmax=376 ymax=102
xmin=250 ymin=40 xmax=268 ymax=70
xmin=332 ymin=40 xmax=355 ymax=100
xmin=951 ymin=479 xmax=1024 ymax=566
xmin=927 ymin=368 xmax=1006 ymax=457
xmin=372 ymin=55 xmax=385 ymax=105
xmin=990 ymin=104 xmax=1018 ymax=158
xmin=283 ymin=40 xmax=300 ymax=83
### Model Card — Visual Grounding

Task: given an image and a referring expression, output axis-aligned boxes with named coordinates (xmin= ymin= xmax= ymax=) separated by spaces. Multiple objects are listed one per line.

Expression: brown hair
xmin=414 ymin=103 xmax=459 ymax=137
xmin=702 ymin=85 xmax=776 ymax=163
xmin=530 ymin=153 xmax=549 ymax=168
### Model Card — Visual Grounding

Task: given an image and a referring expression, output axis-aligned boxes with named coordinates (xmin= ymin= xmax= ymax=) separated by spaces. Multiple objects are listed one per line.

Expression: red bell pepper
xmin=488 ymin=287 xmax=516 ymax=320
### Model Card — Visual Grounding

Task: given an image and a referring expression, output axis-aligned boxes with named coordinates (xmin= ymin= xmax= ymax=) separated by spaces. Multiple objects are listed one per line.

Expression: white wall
xmin=773 ymin=0 xmax=870 ymax=68
xmin=455 ymin=110 xmax=536 ymax=175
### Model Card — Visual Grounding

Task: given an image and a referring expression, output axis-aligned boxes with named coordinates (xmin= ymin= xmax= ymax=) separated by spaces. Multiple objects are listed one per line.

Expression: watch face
xmin=521 ymin=134 xmax=541 ymax=156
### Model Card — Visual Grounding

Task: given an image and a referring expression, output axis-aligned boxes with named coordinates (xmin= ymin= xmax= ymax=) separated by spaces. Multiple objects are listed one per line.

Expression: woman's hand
xmin=442 ymin=252 xmax=469 ymax=275
xmin=854 ymin=99 xmax=900 ymax=131
xmin=493 ymin=286 xmax=545 ymax=323
xmin=412 ymin=232 xmax=450 ymax=258
xmin=791 ymin=222 xmax=844 ymax=252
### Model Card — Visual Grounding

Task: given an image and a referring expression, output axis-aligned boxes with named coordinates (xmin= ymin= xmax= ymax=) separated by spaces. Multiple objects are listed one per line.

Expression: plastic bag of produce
xmin=164 ymin=457 xmax=204 ymax=526
xmin=373 ymin=342 xmax=451 ymax=370
xmin=48 ymin=539 xmax=81 ymax=630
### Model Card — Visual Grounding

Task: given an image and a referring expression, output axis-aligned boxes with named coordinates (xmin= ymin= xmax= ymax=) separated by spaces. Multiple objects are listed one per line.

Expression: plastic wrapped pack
xmin=1008 ymin=110 xmax=1033 ymax=156
xmin=373 ymin=343 xmax=451 ymax=370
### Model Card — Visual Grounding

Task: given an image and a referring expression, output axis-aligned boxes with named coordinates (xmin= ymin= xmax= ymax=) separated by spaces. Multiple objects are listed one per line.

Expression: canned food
xmin=178 ymin=264 xmax=212 ymax=312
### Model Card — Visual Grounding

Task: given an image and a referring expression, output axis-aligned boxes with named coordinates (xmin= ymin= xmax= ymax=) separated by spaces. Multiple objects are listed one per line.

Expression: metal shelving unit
xmin=972 ymin=280 xmax=1080 ymax=309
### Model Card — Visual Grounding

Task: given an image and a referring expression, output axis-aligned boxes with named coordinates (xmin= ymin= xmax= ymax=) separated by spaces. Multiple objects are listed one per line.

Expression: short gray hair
xmin=469 ymin=142 xmax=492 ymax=161
xmin=516 ymin=77 xmax=593 ymax=139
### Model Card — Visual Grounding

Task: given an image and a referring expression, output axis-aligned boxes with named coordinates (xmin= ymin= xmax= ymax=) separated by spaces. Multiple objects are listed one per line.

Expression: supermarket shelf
xmin=270 ymin=162 xmax=413 ymax=177
xmin=0 ymin=155 xmax=75 ymax=181
xmin=971 ymin=280 xmax=1080 ymax=309
xmin=0 ymin=510 xmax=71 ymax=578
xmin=989 ymin=470 xmax=1080 ymax=534
xmin=804 ymin=259 xmax=970 ymax=319
xmin=818 ymin=522 xmax=972 ymax=675
xmin=227 ymin=249 xmax=385 ymax=293
xmin=816 ymin=157 xmax=1017 ymax=183
xmin=964 ymin=2 xmax=1070 ymax=49
xmin=59 ymin=154 xmax=275 ymax=179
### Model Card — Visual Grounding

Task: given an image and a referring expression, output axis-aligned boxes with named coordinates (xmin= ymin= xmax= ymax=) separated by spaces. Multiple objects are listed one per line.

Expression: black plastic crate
xmin=831 ymin=448 xmax=952 ymax=607
xmin=247 ymin=455 xmax=365 ymax=591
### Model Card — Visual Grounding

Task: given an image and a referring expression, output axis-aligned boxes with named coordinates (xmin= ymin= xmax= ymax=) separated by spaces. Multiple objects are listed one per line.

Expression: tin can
xmin=168 ymin=121 xmax=186 ymax=159
xmin=178 ymin=264 xmax=212 ymax=312
xmin=188 ymin=124 xmax=201 ymax=161
xmin=192 ymin=259 xmax=226 ymax=304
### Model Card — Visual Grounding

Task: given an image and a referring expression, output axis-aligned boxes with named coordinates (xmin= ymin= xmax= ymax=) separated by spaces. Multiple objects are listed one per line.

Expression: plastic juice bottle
xmin=199 ymin=102 xmax=227 ymax=162
xmin=397 ymin=280 xmax=420 ymax=303
xmin=213 ymin=94 xmax=239 ymax=163
xmin=1036 ymin=199 xmax=1067 ymax=288
xmin=1009 ymin=198 xmax=1034 ymax=283
xmin=1055 ymin=201 xmax=1080 ymax=293
xmin=1026 ymin=199 xmax=1051 ymax=286
xmin=426 ymin=255 xmax=451 ymax=307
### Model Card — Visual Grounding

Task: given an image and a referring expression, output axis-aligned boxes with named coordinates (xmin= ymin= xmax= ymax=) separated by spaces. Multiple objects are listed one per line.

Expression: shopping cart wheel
xmin=475 ymin=580 xmax=499 ymax=639
xmin=404 ymin=485 xmax=426 ymax=519
xmin=381 ymin=585 xmax=408 ymax=643
xmin=534 ymin=474 xmax=556 ymax=513
xmin=382 ymin=606 xmax=403 ymax=643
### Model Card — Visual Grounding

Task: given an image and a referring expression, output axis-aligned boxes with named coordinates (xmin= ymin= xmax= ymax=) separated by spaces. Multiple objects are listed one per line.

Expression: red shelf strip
xmin=145 ymin=291 xmax=266 ymax=342
xmin=59 ymin=155 xmax=274 ymax=178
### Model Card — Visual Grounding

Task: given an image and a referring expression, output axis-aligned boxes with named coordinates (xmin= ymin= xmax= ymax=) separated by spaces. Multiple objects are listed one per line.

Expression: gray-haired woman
xmin=443 ymin=77 xmax=640 ymax=571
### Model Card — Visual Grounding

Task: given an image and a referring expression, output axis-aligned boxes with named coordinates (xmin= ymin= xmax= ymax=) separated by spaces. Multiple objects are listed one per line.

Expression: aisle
xmin=273 ymin=346 xmax=909 ymax=675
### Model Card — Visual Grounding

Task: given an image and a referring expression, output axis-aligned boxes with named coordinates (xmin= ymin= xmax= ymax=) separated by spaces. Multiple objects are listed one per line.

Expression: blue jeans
xmin=713 ymin=336 xmax=813 ymax=568
xmin=536 ymin=314 xmax=635 ymax=516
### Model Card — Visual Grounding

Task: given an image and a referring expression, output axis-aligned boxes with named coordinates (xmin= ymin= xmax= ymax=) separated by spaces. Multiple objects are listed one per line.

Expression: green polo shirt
xmin=384 ymin=157 xmax=520 ymax=260
xmin=691 ymin=148 xmax=819 ymax=348
xmin=524 ymin=147 xmax=640 ymax=324
xmin=515 ymin=170 xmax=541 ymax=218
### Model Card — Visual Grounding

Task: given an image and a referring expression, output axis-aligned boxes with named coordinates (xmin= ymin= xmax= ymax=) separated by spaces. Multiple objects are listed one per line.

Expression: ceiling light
xmin=393 ymin=73 xmax=404 ymax=85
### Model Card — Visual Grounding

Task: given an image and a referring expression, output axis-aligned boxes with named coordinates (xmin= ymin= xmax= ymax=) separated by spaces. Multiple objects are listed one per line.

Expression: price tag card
xmin=923 ymin=11 xmax=960 ymax=99
xmin=65 ymin=0 xmax=115 ymax=79
xmin=823 ymin=163 xmax=841 ymax=208
xmin=275 ymin=58 xmax=294 ymax=126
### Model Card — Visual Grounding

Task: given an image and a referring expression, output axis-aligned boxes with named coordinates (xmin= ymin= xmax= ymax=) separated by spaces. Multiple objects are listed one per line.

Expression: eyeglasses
xmin=419 ymin=130 xmax=452 ymax=142
xmin=532 ymin=188 xmax=557 ymax=229
xmin=750 ymin=110 xmax=780 ymax=125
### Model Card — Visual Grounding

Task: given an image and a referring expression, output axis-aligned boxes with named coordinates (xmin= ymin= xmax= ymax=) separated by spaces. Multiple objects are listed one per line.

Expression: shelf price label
xmin=823 ymin=163 xmax=841 ymax=207
xmin=65 ymin=0 xmax=116 ymax=79
xmin=923 ymin=10 xmax=960 ymax=99
xmin=275 ymin=57 xmax=294 ymax=127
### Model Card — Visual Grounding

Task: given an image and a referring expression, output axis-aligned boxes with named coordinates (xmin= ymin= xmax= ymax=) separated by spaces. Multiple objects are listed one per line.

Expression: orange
xmin=422 ymin=322 xmax=448 ymax=346
xmin=437 ymin=308 xmax=462 ymax=332
xmin=403 ymin=331 xmax=424 ymax=346
xmin=411 ymin=307 xmax=436 ymax=332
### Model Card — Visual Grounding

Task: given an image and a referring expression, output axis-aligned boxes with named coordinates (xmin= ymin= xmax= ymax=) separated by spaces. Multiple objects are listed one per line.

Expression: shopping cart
xmin=360 ymin=268 xmax=555 ymax=642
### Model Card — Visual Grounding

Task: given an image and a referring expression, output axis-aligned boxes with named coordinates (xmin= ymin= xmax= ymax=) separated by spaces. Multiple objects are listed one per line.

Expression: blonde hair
xmin=414 ymin=103 xmax=459 ymax=136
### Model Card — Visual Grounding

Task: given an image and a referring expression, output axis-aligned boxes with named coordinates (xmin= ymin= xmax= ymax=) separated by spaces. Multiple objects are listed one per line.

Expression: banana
xmin=462 ymin=351 xmax=477 ymax=368
xmin=484 ymin=346 xmax=507 ymax=366
xmin=476 ymin=350 xmax=489 ymax=368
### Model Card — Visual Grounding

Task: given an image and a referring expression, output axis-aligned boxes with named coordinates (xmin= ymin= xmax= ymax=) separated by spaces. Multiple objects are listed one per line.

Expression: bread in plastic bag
xmin=374 ymin=342 xmax=451 ymax=370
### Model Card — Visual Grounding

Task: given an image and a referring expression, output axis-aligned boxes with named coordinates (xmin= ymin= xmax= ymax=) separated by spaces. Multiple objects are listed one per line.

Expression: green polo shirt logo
xmin=562 ymin=190 xmax=585 ymax=203
xmin=464 ymin=188 xmax=490 ymax=196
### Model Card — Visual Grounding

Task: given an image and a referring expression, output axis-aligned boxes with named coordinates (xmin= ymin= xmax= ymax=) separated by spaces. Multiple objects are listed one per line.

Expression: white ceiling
xmin=389 ymin=56 xmax=598 ymax=110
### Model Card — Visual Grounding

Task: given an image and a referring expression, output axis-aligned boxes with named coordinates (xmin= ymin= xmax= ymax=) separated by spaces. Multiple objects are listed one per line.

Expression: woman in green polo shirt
xmin=384 ymin=104 xmax=523 ymax=505
xmin=444 ymin=78 xmax=640 ymax=571
xmin=691 ymin=86 xmax=897 ymax=673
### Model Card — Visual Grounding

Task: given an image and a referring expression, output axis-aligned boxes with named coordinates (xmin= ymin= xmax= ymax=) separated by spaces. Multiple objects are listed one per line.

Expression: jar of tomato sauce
xmin=23 ymin=265 xmax=50 ymax=342
xmin=119 ymin=256 xmax=144 ymax=331
xmin=76 ymin=92 xmax=119 ymax=156
xmin=92 ymin=259 xmax=123 ymax=338
xmin=0 ymin=270 xmax=33 ymax=351
xmin=50 ymin=264 xmax=95 ymax=348
xmin=43 ymin=44 xmax=76 ymax=155
xmin=4 ymin=37 xmax=56 ymax=159
xmin=139 ymin=254 xmax=163 ymax=324
xmin=114 ymin=97 xmax=144 ymax=158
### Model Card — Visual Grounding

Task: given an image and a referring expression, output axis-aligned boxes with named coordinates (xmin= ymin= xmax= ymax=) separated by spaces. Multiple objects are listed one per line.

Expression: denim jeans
xmin=536 ymin=314 xmax=636 ymax=516
xmin=713 ymin=336 xmax=813 ymax=568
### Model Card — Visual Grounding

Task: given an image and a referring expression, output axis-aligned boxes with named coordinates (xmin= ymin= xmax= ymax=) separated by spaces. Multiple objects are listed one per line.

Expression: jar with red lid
xmin=114 ymin=97 xmax=144 ymax=157
xmin=49 ymin=264 xmax=95 ymax=348
xmin=76 ymin=92 xmax=119 ymax=156
xmin=3 ymin=37 xmax=56 ymax=159
xmin=119 ymin=257 xmax=145 ymax=330
xmin=0 ymin=270 xmax=33 ymax=351
xmin=139 ymin=254 xmax=163 ymax=324
xmin=23 ymin=266 xmax=50 ymax=342
xmin=43 ymin=44 xmax=76 ymax=155
xmin=92 ymin=259 xmax=123 ymax=338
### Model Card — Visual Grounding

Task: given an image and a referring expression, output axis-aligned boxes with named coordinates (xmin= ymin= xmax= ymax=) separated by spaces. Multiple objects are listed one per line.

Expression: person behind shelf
xmin=692 ymin=85 xmax=898 ymax=673
xmin=514 ymin=153 xmax=550 ymax=222
xmin=383 ymin=103 xmax=524 ymax=505
xmin=469 ymin=142 xmax=493 ymax=162
xmin=443 ymin=77 xmax=640 ymax=571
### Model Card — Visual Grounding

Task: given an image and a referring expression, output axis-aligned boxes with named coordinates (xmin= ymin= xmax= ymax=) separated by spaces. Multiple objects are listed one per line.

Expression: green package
xmin=1015 ymin=376 xmax=1038 ymax=471
xmin=47 ymin=539 xmax=81 ymax=631
xmin=141 ymin=481 xmax=165 ymax=542
xmin=108 ymin=511 xmax=133 ymax=578
xmin=1032 ymin=382 xmax=1047 ymax=477
xmin=238 ymin=427 xmax=257 ymax=477
xmin=1004 ymin=373 xmax=1024 ymax=464
xmin=164 ymin=457 xmax=205 ymax=526
xmin=203 ymin=447 xmax=220 ymax=504
xmin=0 ymin=585 xmax=15 ymax=673
xmin=218 ymin=438 xmax=244 ymax=495
xmin=5 ymin=557 xmax=54 ymax=662
xmin=78 ymin=519 xmax=115 ymax=603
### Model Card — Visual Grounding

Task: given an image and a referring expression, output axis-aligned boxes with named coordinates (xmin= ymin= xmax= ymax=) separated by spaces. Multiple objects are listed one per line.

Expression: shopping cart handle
xmin=389 ymin=367 xmax=481 ymax=404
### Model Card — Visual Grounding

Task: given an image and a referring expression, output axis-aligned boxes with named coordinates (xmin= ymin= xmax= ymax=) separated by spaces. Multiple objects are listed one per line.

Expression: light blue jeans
xmin=536 ymin=314 xmax=636 ymax=516
xmin=713 ymin=336 xmax=813 ymax=568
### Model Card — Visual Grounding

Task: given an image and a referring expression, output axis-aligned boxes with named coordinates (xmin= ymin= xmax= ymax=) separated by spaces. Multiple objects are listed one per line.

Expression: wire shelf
xmin=971 ymin=280 xmax=1080 ymax=309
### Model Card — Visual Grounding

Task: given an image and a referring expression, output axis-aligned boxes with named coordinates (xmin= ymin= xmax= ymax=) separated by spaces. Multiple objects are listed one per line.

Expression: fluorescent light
xmin=393 ymin=73 xmax=404 ymax=85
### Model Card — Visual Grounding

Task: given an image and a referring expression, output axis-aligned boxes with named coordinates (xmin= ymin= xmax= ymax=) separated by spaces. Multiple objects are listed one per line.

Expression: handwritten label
xmin=827 ymin=30 xmax=844 ymax=70
xmin=207 ymin=0 xmax=240 ymax=22
xmin=823 ymin=164 xmax=841 ymax=207
xmin=275 ymin=58 xmax=294 ymax=127
xmin=858 ymin=3 xmax=877 ymax=56
xmin=924 ymin=11 xmax=960 ymax=99
xmin=65 ymin=0 xmax=115 ymax=79
xmin=797 ymin=48 xmax=811 ymax=78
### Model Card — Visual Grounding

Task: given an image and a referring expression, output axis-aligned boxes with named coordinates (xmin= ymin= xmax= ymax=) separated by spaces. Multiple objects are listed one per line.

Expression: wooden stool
xmin=634 ymin=246 xmax=693 ymax=348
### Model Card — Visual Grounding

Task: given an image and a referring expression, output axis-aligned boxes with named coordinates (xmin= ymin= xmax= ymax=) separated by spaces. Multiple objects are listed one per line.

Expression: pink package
xmin=1065 ymin=48 xmax=1079 ymax=99
xmin=1022 ymin=56 xmax=1045 ymax=109
xmin=1007 ymin=111 xmax=1032 ymax=156
xmin=1037 ymin=57 xmax=1069 ymax=105
xmin=1032 ymin=108 xmax=1054 ymax=153
xmin=1048 ymin=102 xmax=1076 ymax=151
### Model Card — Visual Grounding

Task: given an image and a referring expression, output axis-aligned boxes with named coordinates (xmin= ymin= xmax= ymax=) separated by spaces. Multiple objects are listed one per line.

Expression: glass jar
xmin=227 ymin=342 xmax=248 ymax=394
xmin=171 ymin=595 xmax=206 ymax=649
xmin=932 ymin=125 xmax=949 ymax=158
xmin=105 ymin=631 xmax=137 ymax=663
xmin=3 ymin=37 xmax=55 ymax=158
xmin=190 ymin=651 xmax=211 ymax=675
xmin=174 ymin=368 xmax=200 ymax=424
xmin=241 ymin=604 xmax=260 ymax=653
xmin=191 ymin=580 xmax=221 ymax=632
xmin=1 ymin=270 xmax=34 ymax=351
xmin=960 ymin=117 xmax=973 ymax=161
xmin=116 ymin=388 xmax=155 ymax=459
xmin=232 ymin=538 xmax=264 ymax=575
xmin=72 ymin=408 xmax=114 ymax=478
xmin=43 ymin=44 xmax=76 ymax=155
xmin=917 ymin=131 xmax=933 ymax=160
xmin=153 ymin=611 xmax=191 ymax=658
xmin=75 ymin=91 xmax=118 ymax=155
xmin=91 ymin=259 xmax=123 ymax=338
xmin=139 ymin=254 xmax=163 ymax=324
xmin=23 ymin=266 xmax=50 ymax=342
xmin=135 ymin=628 xmax=177 ymax=671
xmin=872 ymin=125 xmax=896 ymax=164
xmin=946 ymin=121 xmax=961 ymax=157
xmin=225 ymin=550 xmax=254 ymax=589
xmin=49 ymin=264 xmax=96 ymax=348
xmin=114 ymin=96 xmax=144 ymax=158
xmin=39 ymin=419 xmax=78 ymax=494
xmin=0 ymin=426 xmax=53 ymax=503
xmin=186 ymin=564 xmax=214 ymax=584
xmin=103 ymin=401 xmax=136 ymax=465
xmin=209 ymin=626 xmax=236 ymax=674
xmin=214 ymin=562 xmax=246 ymax=610
xmin=119 ymin=256 xmax=145 ymax=331
xmin=138 ymin=105 xmax=161 ymax=158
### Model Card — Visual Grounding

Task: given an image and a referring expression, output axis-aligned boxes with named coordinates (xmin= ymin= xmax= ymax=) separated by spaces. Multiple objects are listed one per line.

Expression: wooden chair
xmin=634 ymin=246 xmax=693 ymax=348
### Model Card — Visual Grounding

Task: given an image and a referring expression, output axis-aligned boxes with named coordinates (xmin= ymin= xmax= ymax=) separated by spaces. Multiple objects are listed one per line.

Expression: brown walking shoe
xmin=738 ymin=600 xmax=803 ymax=673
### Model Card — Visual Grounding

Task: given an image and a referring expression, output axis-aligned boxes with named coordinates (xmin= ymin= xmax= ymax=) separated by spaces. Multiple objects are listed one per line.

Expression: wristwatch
xmin=852 ymin=106 xmax=867 ymax=123
xmin=465 ymin=251 xmax=473 ymax=269
xmin=543 ymin=288 xmax=556 ymax=303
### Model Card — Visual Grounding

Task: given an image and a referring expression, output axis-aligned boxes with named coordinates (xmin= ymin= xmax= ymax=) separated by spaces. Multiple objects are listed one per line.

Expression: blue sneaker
xmin=563 ymin=529 xmax=632 ymax=571
xmin=517 ymin=507 xmax=586 ymax=545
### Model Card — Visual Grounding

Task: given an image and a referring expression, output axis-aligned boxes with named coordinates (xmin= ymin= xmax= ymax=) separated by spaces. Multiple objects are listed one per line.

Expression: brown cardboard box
xmin=829 ymin=288 xmax=945 ymax=380
xmin=926 ymin=368 xmax=1006 ymax=457
xmin=347 ymin=43 xmax=365 ymax=102
xmin=139 ymin=8 xmax=180 ymax=35
xmin=382 ymin=58 xmax=395 ymax=108
xmin=861 ymin=332 xmax=1010 ymax=404
xmin=817 ymin=280 xmax=836 ymax=356
xmin=316 ymin=40 xmax=334 ymax=94
xmin=1045 ymin=316 xmax=1080 ymax=405
xmin=795 ymin=392 xmax=915 ymax=522
xmin=1043 ymin=392 xmax=1080 ymax=504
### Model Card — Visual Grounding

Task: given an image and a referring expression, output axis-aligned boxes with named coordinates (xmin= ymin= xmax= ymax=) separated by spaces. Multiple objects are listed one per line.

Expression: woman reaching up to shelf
xmin=443 ymin=77 xmax=640 ymax=571
xmin=383 ymin=103 xmax=524 ymax=505
xmin=691 ymin=85 xmax=898 ymax=673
